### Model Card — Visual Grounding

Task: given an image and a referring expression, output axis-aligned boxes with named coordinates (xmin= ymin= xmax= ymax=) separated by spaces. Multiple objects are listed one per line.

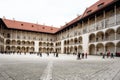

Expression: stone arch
xmin=12 ymin=40 xmax=16 ymax=45
xmin=31 ymin=41 xmax=35 ymax=46
xmin=96 ymin=31 xmax=104 ymax=42
xmin=96 ymin=43 xmax=104 ymax=55
xmin=22 ymin=41 xmax=25 ymax=45
xmin=89 ymin=44 xmax=95 ymax=55
xmin=78 ymin=45 xmax=82 ymax=53
xmin=39 ymin=42 xmax=42 ymax=46
xmin=6 ymin=46 xmax=10 ymax=51
xmin=17 ymin=40 xmax=21 ymax=45
xmin=66 ymin=47 xmax=69 ymax=53
xmin=74 ymin=38 xmax=78 ymax=44
xmin=30 ymin=47 xmax=34 ymax=52
xmin=17 ymin=46 xmax=21 ymax=52
xmin=21 ymin=47 xmax=25 ymax=52
xmin=74 ymin=46 xmax=77 ymax=53
xmin=6 ymin=39 xmax=11 ymax=45
xmin=11 ymin=46 xmax=16 ymax=52
xmin=105 ymin=29 xmax=115 ymax=41
xmin=70 ymin=46 xmax=73 ymax=53
xmin=66 ymin=40 xmax=69 ymax=45
xmin=70 ymin=39 xmax=74 ymax=45
xmin=64 ymin=40 xmax=66 ymax=45
xmin=39 ymin=47 xmax=42 ymax=52
xmin=89 ymin=33 xmax=96 ymax=43
xmin=116 ymin=41 xmax=120 ymax=53
xmin=64 ymin=47 xmax=66 ymax=53
xmin=105 ymin=42 xmax=115 ymax=53
xmin=78 ymin=36 xmax=82 ymax=44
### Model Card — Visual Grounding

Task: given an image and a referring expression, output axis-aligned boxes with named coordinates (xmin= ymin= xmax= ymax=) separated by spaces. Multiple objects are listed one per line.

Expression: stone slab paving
xmin=0 ymin=54 xmax=120 ymax=80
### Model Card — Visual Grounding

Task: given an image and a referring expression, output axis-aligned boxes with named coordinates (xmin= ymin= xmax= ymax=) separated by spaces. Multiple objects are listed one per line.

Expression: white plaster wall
xmin=35 ymin=41 xmax=39 ymax=52
xmin=61 ymin=40 xmax=64 ymax=53
xmin=82 ymin=34 xmax=89 ymax=54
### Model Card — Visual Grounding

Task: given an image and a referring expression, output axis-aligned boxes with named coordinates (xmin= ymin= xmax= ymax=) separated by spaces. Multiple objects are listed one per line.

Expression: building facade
xmin=0 ymin=0 xmax=120 ymax=55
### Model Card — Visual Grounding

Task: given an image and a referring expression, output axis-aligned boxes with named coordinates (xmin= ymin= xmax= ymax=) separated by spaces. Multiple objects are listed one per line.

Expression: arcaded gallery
xmin=0 ymin=0 xmax=120 ymax=55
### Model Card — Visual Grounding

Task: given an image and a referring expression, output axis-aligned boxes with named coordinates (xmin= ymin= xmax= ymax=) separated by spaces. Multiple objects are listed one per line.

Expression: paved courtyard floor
xmin=0 ymin=53 xmax=120 ymax=80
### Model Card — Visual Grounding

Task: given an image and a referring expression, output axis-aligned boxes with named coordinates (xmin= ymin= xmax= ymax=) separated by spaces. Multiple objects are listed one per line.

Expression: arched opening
xmin=30 ymin=47 xmax=34 ymax=52
xmin=64 ymin=41 xmax=66 ymax=45
xmin=116 ymin=27 xmax=120 ymax=40
xmin=105 ymin=42 xmax=115 ymax=53
xmin=43 ymin=47 xmax=46 ymax=53
xmin=22 ymin=41 xmax=25 ymax=45
xmin=70 ymin=46 xmax=73 ymax=54
xmin=6 ymin=46 xmax=10 ymax=52
xmin=39 ymin=47 xmax=42 ymax=52
xmin=78 ymin=37 xmax=82 ymax=44
xmin=6 ymin=40 xmax=11 ymax=45
xmin=47 ymin=48 xmax=49 ymax=53
xmin=27 ymin=41 xmax=30 ymax=45
xmin=105 ymin=29 xmax=115 ymax=41
xmin=116 ymin=41 xmax=120 ymax=53
xmin=66 ymin=40 xmax=69 ymax=45
xmin=64 ymin=47 xmax=66 ymax=53
xmin=11 ymin=46 xmax=15 ymax=52
xmin=89 ymin=33 xmax=96 ymax=43
xmin=89 ymin=44 xmax=95 ymax=55
xmin=78 ymin=45 xmax=82 ymax=53
xmin=74 ymin=38 xmax=78 ymax=44
xmin=96 ymin=43 xmax=104 ymax=55
xmin=74 ymin=46 xmax=77 ymax=53
xmin=22 ymin=47 xmax=25 ymax=52
xmin=70 ymin=39 xmax=73 ymax=45
xmin=31 ymin=41 xmax=34 ymax=46
xmin=39 ymin=42 xmax=42 ymax=46
xmin=17 ymin=40 xmax=21 ymax=45
xmin=96 ymin=31 xmax=104 ymax=42
xmin=17 ymin=46 xmax=21 ymax=52
xmin=66 ymin=47 xmax=69 ymax=53
xmin=12 ymin=40 xmax=16 ymax=45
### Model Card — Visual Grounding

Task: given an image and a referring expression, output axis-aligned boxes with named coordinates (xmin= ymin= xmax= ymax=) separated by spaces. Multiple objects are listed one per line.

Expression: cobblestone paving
xmin=0 ymin=54 xmax=120 ymax=80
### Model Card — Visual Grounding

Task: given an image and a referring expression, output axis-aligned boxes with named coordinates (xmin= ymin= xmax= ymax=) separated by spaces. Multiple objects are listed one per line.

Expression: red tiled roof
xmin=2 ymin=0 xmax=115 ymax=34
xmin=82 ymin=0 xmax=114 ymax=18
xmin=2 ymin=19 xmax=59 ymax=34
xmin=57 ymin=0 xmax=114 ymax=32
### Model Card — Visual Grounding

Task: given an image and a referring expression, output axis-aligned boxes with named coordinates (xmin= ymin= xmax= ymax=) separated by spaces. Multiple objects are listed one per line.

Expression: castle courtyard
xmin=0 ymin=53 xmax=120 ymax=80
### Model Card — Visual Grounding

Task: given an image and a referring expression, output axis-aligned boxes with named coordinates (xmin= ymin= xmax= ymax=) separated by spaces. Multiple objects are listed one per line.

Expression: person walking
xmin=85 ymin=52 xmax=87 ymax=59
xmin=82 ymin=53 xmax=84 ymax=59
xmin=111 ymin=53 xmax=114 ymax=59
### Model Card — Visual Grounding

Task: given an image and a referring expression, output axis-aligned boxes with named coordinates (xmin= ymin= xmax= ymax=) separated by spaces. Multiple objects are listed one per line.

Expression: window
xmin=97 ymin=3 xmax=104 ymax=8
xmin=7 ymin=33 xmax=10 ymax=38
xmin=21 ymin=24 xmax=23 ymax=26
xmin=32 ymin=25 xmax=34 ymax=27
xmin=87 ymin=10 xmax=92 ymax=14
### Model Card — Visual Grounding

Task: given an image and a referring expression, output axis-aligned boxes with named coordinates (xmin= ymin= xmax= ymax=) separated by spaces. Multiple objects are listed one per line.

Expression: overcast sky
xmin=0 ymin=0 xmax=98 ymax=27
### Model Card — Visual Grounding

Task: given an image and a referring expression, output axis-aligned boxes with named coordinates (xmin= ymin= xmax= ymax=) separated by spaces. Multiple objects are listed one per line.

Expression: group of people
xmin=77 ymin=52 xmax=87 ymax=60
xmin=0 ymin=51 xmax=59 ymax=57
xmin=102 ymin=52 xmax=114 ymax=59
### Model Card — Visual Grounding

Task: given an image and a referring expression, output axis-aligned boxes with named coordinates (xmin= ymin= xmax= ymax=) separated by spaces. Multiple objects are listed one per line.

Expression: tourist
xmin=102 ymin=53 xmax=105 ymax=59
xmin=107 ymin=51 xmax=110 ymax=58
xmin=111 ymin=53 xmax=114 ymax=59
xmin=77 ymin=52 xmax=81 ymax=60
xmin=82 ymin=53 xmax=84 ymax=59
xmin=85 ymin=52 xmax=87 ymax=59
xmin=56 ymin=53 xmax=58 ymax=57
